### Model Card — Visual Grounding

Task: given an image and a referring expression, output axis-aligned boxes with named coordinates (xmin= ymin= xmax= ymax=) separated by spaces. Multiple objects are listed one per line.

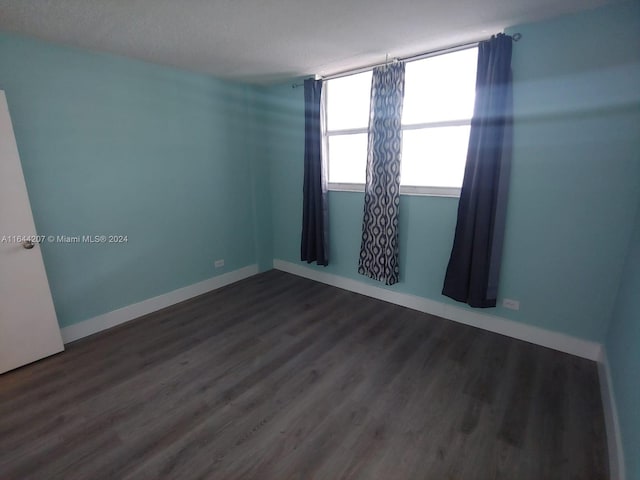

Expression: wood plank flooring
xmin=0 ymin=270 xmax=609 ymax=479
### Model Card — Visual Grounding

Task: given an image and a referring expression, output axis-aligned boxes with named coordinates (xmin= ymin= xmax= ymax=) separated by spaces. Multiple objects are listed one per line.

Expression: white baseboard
xmin=597 ymin=347 xmax=626 ymax=480
xmin=60 ymin=264 xmax=259 ymax=343
xmin=273 ymin=259 xmax=603 ymax=361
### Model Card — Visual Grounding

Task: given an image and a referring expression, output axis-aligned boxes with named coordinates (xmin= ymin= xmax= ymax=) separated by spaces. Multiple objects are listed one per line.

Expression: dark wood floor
xmin=0 ymin=270 xmax=608 ymax=479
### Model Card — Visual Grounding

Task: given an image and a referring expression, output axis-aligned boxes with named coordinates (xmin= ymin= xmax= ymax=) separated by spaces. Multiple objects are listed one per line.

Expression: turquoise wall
xmin=0 ymin=32 xmax=260 ymax=327
xmin=606 ymin=194 xmax=640 ymax=480
xmin=245 ymin=87 xmax=274 ymax=272
xmin=267 ymin=2 xmax=640 ymax=342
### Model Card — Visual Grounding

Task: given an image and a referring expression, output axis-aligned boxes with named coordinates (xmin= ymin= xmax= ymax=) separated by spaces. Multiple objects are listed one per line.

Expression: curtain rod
xmin=292 ymin=32 xmax=521 ymax=88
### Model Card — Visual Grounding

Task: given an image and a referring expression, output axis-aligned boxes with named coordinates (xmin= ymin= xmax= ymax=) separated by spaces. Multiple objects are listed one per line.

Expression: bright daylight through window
xmin=324 ymin=47 xmax=478 ymax=196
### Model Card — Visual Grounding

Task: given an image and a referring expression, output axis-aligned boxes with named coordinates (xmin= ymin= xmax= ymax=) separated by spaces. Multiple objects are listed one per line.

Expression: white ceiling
xmin=0 ymin=0 xmax=620 ymax=84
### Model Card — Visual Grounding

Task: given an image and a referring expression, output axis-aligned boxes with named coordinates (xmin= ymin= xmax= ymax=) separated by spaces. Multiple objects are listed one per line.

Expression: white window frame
xmin=324 ymin=46 xmax=477 ymax=198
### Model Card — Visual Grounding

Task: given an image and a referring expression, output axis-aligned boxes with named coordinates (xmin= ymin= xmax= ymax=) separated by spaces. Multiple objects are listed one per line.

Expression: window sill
xmin=328 ymin=183 xmax=460 ymax=198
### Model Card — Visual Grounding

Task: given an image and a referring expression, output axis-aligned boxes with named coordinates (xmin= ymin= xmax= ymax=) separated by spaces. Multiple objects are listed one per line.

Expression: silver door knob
xmin=21 ymin=240 xmax=35 ymax=249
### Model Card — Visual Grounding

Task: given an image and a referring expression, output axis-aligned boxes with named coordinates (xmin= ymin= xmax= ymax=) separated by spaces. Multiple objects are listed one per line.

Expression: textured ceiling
xmin=0 ymin=0 xmax=621 ymax=83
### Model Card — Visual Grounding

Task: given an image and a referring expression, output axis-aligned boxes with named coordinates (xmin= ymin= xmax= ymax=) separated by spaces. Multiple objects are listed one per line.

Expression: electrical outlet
xmin=214 ymin=259 xmax=225 ymax=268
xmin=502 ymin=298 xmax=520 ymax=310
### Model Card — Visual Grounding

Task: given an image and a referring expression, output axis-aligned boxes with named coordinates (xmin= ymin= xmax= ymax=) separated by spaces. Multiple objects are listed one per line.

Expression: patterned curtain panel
xmin=358 ymin=62 xmax=406 ymax=285
xmin=442 ymin=34 xmax=514 ymax=307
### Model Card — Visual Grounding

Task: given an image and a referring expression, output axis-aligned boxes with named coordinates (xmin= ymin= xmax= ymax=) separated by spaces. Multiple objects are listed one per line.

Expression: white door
xmin=0 ymin=90 xmax=64 ymax=374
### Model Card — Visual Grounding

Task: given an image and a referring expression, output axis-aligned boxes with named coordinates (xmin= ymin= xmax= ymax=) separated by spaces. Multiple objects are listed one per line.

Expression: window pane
xmin=400 ymin=126 xmax=470 ymax=187
xmin=402 ymin=48 xmax=477 ymax=125
xmin=326 ymin=71 xmax=372 ymax=131
xmin=328 ymin=133 xmax=367 ymax=184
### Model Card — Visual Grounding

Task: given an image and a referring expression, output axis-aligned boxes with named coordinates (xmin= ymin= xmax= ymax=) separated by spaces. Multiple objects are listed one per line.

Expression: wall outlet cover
xmin=503 ymin=298 xmax=520 ymax=310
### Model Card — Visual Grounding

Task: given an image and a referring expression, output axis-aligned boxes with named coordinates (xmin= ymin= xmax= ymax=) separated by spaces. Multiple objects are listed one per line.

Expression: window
xmin=324 ymin=71 xmax=372 ymax=185
xmin=324 ymin=47 xmax=478 ymax=196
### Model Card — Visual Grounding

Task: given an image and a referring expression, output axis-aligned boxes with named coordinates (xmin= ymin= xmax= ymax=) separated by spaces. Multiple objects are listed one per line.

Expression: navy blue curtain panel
xmin=442 ymin=34 xmax=514 ymax=308
xmin=358 ymin=62 xmax=406 ymax=285
xmin=301 ymin=78 xmax=329 ymax=266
